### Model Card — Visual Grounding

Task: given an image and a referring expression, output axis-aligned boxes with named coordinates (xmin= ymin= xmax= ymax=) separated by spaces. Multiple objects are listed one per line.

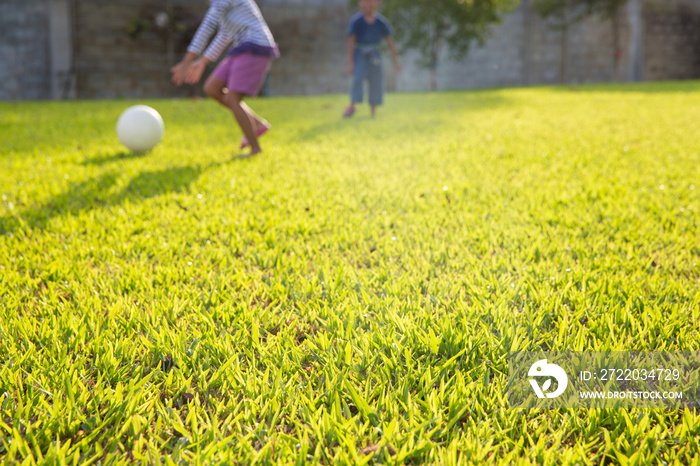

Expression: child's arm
xmin=171 ymin=1 xmax=231 ymax=85
xmin=347 ymin=34 xmax=356 ymax=75
xmin=188 ymin=2 xmax=232 ymax=63
xmin=385 ymin=36 xmax=402 ymax=73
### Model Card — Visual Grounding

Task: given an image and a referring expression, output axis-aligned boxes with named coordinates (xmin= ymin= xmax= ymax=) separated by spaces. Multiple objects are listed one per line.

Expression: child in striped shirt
xmin=171 ymin=0 xmax=279 ymax=157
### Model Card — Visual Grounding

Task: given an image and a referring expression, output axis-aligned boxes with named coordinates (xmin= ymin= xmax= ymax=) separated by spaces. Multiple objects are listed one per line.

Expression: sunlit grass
xmin=1 ymin=82 xmax=699 ymax=464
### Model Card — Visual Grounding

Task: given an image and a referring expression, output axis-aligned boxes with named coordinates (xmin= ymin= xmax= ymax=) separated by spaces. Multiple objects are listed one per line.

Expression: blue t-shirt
xmin=347 ymin=13 xmax=392 ymax=45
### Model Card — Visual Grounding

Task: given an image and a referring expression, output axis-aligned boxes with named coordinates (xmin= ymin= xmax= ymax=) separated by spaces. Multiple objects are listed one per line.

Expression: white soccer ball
xmin=116 ymin=105 xmax=165 ymax=153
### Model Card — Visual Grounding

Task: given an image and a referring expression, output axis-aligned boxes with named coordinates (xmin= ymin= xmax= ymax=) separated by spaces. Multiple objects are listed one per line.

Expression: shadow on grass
xmin=0 ymin=149 xmax=261 ymax=235
xmin=0 ymin=164 xmax=208 ymax=235
xmin=81 ymin=150 xmax=148 ymax=166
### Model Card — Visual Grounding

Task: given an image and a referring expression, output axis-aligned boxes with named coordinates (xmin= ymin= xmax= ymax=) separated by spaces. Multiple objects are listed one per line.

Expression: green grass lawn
xmin=0 ymin=82 xmax=699 ymax=464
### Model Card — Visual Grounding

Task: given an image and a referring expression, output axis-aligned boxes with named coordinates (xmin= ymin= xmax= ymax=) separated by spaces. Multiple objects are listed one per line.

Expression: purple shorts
xmin=212 ymin=53 xmax=272 ymax=97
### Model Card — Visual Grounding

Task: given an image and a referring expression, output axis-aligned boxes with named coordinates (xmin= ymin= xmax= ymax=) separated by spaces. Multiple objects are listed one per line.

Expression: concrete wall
xmin=644 ymin=1 xmax=700 ymax=80
xmin=262 ymin=0 xmax=349 ymax=96
xmin=72 ymin=0 xmax=210 ymax=99
xmin=2 ymin=0 xmax=700 ymax=100
xmin=262 ymin=0 xmax=700 ymax=95
xmin=0 ymin=0 xmax=52 ymax=100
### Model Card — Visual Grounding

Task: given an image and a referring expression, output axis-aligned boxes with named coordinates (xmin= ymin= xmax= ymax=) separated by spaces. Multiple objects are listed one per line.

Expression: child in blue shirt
xmin=344 ymin=0 xmax=401 ymax=118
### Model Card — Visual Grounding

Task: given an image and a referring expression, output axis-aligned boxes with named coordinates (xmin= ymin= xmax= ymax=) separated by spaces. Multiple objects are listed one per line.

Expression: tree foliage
xmin=347 ymin=0 xmax=518 ymax=71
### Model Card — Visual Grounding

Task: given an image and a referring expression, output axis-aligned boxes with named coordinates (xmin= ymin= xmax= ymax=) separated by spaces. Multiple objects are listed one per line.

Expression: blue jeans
xmin=351 ymin=47 xmax=384 ymax=106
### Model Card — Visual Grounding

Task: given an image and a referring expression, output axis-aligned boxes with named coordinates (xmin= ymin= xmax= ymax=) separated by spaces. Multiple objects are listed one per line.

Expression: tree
xmin=532 ymin=0 xmax=628 ymax=82
xmin=349 ymin=0 xmax=519 ymax=90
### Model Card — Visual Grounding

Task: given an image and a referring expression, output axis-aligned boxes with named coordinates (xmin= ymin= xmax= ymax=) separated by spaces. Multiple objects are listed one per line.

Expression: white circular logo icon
xmin=528 ymin=359 xmax=568 ymax=399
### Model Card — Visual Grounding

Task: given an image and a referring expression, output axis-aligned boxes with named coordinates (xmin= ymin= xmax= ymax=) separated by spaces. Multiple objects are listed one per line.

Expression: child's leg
xmin=203 ymin=76 xmax=228 ymax=104
xmin=239 ymin=101 xmax=271 ymax=149
xmin=240 ymin=101 xmax=268 ymax=131
xmin=345 ymin=51 xmax=367 ymax=117
xmin=367 ymin=51 xmax=384 ymax=113
xmin=205 ymin=75 xmax=267 ymax=131
xmin=350 ymin=50 xmax=366 ymax=105
xmin=225 ymin=91 xmax=262 ymax=156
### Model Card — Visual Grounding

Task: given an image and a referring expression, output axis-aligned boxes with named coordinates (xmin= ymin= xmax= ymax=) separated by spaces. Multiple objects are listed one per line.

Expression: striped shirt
xmin=187 ymin=0 xmax=277 ymax=62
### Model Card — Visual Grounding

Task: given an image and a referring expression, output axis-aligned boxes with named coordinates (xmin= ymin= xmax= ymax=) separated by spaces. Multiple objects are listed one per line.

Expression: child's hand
xmin=347 ymin=63 xmax=354 ymax=75
xmin=185 ymin=58 xmax=208 ymax=84
xmin=394 ymin=58 xmax=402 ymax=73
xmin=171 ymin=61 xmax=189 ymax=86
